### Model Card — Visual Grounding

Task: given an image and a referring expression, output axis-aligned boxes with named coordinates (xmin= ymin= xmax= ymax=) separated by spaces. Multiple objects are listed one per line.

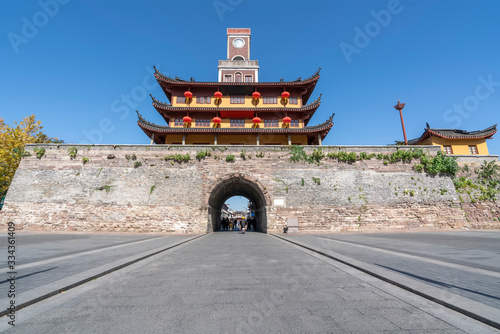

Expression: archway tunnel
xmin=208 ymin=177 xmax=268 ymax=233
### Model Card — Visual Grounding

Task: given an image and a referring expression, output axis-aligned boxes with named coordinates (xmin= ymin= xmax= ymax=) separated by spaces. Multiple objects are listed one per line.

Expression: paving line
xmin=317 ymin=236 xmax=500 ymax=278
xmin=271 ymin=233 xmax=500 ymax=331
xmin=0 ymin=235 xmax=173 ymax=274
xmin=0 ymin=233 xmax=206 ymax=318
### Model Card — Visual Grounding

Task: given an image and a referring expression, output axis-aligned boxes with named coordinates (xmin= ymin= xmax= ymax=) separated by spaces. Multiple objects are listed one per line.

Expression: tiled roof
xmin=154 ymin=67 xmax=321 ymax=86
xmin=403 ymin=124 xmax=497 ymax=145
xmin=154 ymin=67 xmax=320 ymax=105
xmin=150 ymin=94 xmax=322 ymax=113
xmin=136 ymin=111 xmax=334 ymax=135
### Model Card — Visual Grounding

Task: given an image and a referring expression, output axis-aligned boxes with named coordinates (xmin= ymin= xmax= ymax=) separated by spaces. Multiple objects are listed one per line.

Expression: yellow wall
xmin=290 ymin=135 xmax=308 ymax=145
xmin=427 ymin=136 xmax=490 ymax=155
xmin=170 ymin=118 xmax=303 ymax=129
xmin=167 ymin=94 xmax=311 ymax=145
xmin=184 ymin=135 xmax=215 ymax=145
xmin=172 ymin=96 xmax=302 ymax=109
xmin=164 ymin=134 xmax=183 ymax=144
xmin=257 ymin=134 xmax=308 ymax=145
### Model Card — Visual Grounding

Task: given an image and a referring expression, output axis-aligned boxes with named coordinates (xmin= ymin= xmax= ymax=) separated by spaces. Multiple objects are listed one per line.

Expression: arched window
xmin=232 ymin=56 xmax=245 ymax=61
xmin=235 ymin=72 xmax=242 ymax=82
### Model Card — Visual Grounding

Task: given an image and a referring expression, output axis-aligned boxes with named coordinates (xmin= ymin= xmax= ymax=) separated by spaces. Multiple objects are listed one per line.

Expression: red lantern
xmin=281 ymin=91 xmax=290 ymax=99
xmin=252 ymin=92 xmax=261 ymax=99
xmin=184 ymin=91 xmax=193 ymax=99
xmin=252 ymin=117 xmax=261 ymax=124
xmin=283 ymin=117 xmax=291 ymax=124
xmin=214 ymin=91 xmax=223 ymax=99
xmin=212 ymin=116 xmax=221 ymax=124
xmin=183 ymin=116 xmax=192 ymax=124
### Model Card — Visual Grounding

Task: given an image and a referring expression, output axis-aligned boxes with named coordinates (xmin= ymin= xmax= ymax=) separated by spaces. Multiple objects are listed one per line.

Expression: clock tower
xmin=218 ymin=28 xmax=259 ymax=82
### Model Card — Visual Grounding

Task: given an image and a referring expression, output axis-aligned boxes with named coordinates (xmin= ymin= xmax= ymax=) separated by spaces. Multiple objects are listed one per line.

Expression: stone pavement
xmin=0 ymin=233 xmax=198 ymax=314
xmin=1 ymin=232 xmax=496 ymax=333
xmin=281 ymin=231 xmax=500 ymax=309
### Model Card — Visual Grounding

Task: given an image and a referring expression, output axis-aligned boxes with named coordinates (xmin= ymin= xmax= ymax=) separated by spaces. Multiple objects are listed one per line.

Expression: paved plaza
xmin=282 ymin=231 xmax=500 ymax=309
xmin=1 ymin=231 xmax=499 ymax=333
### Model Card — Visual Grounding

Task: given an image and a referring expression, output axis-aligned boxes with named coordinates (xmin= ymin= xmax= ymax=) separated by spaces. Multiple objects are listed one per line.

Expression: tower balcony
xmin=218 ymin=60 xmax=259 ymax=69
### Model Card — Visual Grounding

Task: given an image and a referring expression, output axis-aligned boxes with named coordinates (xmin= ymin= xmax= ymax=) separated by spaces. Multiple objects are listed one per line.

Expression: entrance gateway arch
xmin=207 ymin=176 xmax=270 ymax=233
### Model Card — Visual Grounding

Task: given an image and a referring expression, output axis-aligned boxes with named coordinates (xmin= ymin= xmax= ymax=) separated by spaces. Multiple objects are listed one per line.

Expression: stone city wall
xmin=453 ymin=160 xmax=500 ymax=230
xmin=0 ymin=144 xmax=488 ymax=233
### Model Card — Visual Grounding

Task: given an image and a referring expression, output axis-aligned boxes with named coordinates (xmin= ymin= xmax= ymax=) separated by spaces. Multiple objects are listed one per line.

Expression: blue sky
xmin=225 ymin=196 xmax=249 ymax=214
xmin=2 ymin=1 xmax=500 ymax=208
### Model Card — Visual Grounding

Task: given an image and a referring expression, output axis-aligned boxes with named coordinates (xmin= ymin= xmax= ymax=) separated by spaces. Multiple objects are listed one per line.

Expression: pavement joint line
xmin=0 ymin=233 xmax=205 ymax=318
xmin=0 ymin=235 xmax=174 ymax=274
xmin=270 ymin=233 xmax=500 ymax=331
xmin=316 ymin=235 xmax=500 ymax=278
xmin=267 ymin=235 xmax=496 ymax=334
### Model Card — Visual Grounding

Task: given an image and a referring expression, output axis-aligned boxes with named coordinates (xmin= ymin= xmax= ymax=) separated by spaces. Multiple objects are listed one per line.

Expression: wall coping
xmin=452 ymin=155 xmax=499 ymax=163
xmin=24 ymin=144 xmax=442 ymax=152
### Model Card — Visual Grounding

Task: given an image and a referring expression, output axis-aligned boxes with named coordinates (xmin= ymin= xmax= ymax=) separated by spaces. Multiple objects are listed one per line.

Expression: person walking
xmin=241 ymin=220 xmax=246 ymax=234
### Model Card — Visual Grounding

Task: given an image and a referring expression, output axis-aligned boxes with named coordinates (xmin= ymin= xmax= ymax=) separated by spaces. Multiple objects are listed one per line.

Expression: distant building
xmin=400 ymin=124 xmax=497 ymax=155
xmin=221 ymin=204 xmax=230 ymax=219
xmin=137 ymin=28 xmax=333 ymax=145
xmin=230 ymin=211 xmax=244 ymax=220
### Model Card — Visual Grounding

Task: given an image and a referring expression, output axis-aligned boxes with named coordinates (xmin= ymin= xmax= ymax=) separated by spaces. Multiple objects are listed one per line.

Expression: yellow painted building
xmin=137 ymin=28 xmax=334 ymax=145
xmin=405 ymin=124 xmax=497 ymax=155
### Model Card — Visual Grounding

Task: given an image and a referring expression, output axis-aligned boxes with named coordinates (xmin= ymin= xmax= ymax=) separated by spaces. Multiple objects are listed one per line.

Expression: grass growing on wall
xmin=454 ymin=161 xmax=500 ymax=201
xmin=286 ymin=146 xmax=459 ymax=177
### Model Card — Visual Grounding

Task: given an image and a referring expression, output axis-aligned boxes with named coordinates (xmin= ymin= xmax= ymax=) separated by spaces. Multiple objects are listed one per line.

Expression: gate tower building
xmin=137 ymin=28 xmax=333 ymax=145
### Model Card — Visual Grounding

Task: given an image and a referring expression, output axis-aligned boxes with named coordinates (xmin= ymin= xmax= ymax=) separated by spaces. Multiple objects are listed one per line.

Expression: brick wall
xmin=460 ymin=201 xmax=500 ymax=229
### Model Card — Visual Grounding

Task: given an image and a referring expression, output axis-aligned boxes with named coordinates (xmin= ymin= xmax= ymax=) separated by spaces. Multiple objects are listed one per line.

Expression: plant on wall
xmin=125 ymin=153 xmax=137 ymax=161
xmin=165 ymin=154 xmax=191 ymax=163
xmin=419 ymin=151 xmax=458 ymax=176
xmin=95 ymin=185 xmax=115 ymax=193
xmin=196 ymin=149 xmax=211 ymax=161
xmin=67 ymin=147 xmax=78 ymax=159
xmin=272 ymin=178 xmax=289 ymax=194
xmin=454 ymin=160 xmax=499 ymax=201
xmin=225 ymin=155 xmax=235 ymax=162
xmin=240 ymin=149 xmax=247 ymax=160
xmin=327 ymin=151 xmax=358 ymax=163
xmin=478 ymin=161 xmax=500 ymax=181
xmin=33 ymin=147 xmax=45 ymax=159
xmin=289 ymin=145 xmax=308 ymax=163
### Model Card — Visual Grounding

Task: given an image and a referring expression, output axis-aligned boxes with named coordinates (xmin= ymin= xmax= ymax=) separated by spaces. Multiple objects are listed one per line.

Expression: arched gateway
xmin=207 ymin=176 xmax=270 ymax=233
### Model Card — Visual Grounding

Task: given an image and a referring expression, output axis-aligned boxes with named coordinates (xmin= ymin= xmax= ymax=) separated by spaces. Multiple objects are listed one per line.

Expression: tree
xmin=0 ymin=115 xmax=62 ymax=203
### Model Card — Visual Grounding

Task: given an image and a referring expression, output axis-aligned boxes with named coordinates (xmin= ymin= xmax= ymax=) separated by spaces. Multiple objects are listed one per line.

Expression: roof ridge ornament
xmin=310 ymin=94 xmax=322 ymax=105
xmin=304 ymin=113 xmax=335 ymax=130
xmin=136 ymin=110 xmax=145 ymax=121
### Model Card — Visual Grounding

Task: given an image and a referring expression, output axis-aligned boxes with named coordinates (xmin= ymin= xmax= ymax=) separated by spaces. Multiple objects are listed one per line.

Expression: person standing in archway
xmin=240 ymin=220 xmax=246 ymax=234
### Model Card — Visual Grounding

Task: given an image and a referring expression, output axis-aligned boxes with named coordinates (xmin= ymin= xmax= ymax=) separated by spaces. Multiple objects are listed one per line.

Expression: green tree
xmin=0 ymin=115 xmax=62 ymax=203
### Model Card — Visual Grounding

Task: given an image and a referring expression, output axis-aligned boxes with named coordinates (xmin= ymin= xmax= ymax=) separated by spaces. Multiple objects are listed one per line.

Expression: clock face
xmin=232 ymin=38 xmax=245 ymax=48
